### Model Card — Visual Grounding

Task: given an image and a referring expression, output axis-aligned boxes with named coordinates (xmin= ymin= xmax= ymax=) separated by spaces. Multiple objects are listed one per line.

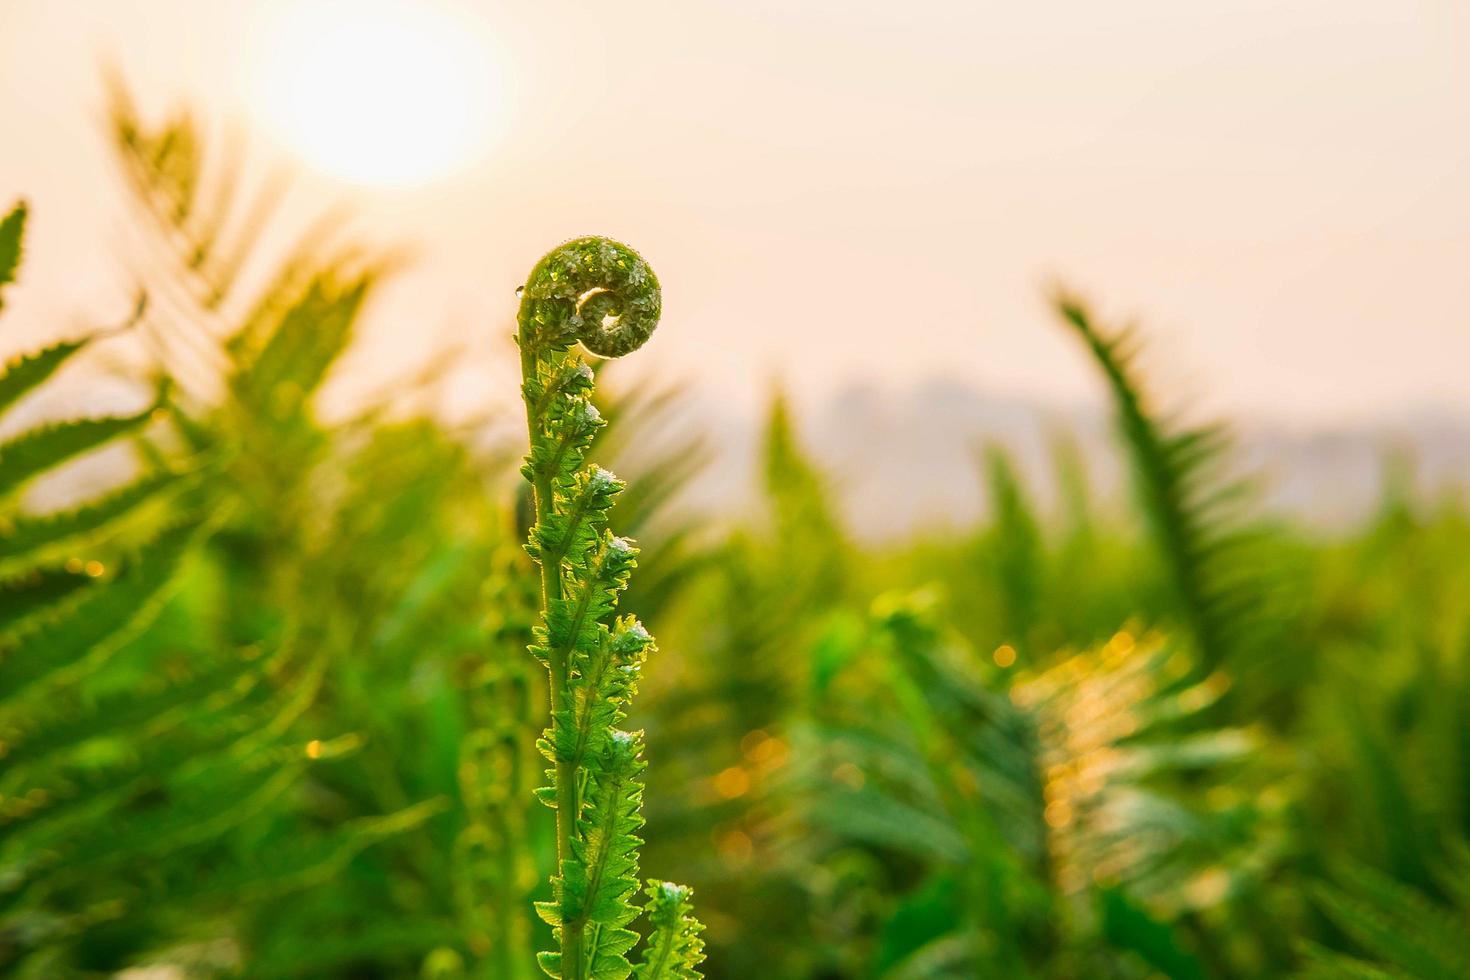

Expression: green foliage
xmin=787 ymin=589 xmax=1273 ymax=977
xmin=0 ymin=405 xmax=159 ymax=503
xmin=97 ymin=90 xmax=535 ymax=977
xmin=1299 ymin=860 xmax=1470 ymax=979
xmin=980 ymin=445 xmax=1043 ymax=661
xmin=0 ymin=339 xmax=90 ymax=417
xmin=635 ymin=881 xmax=706 ymax=979
xmin=517 ymin=238 xmax=702 ymax=979
xmin=0 ymin=199 xmax=227 ymax=972
xmin=0 ymin=201 xmax=24 ymax=306
xmin=0 ymin=470 xmax=182 ymax=576
xmin=1 ymin=90 xmax=502 ymax=976
xmin=1054 ymin=295 xmax=1273 ymax=675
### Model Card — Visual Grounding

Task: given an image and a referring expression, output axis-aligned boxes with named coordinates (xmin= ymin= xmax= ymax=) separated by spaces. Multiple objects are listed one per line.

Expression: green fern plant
xmin=0 ymin=181 xmax=442 ymax=974
xmin=632 ymin=391 xmax=849 ymax=978
xmin=792 ymin=586 xmax=1280 ymax=977
xmin=979 ymin=445 xmax=1044 ymax=662
xmin=515 ymin=238 xmax=705 ymax=980
xmin=0 ymin=199 xmax=181 ymax=649
xmin=1297 ymin=857 xmax=1470 ymax=979
xmin=0 ymin=199 xmax=204 ymax=969
xmin=97 ymin=90 xmax=489 ymax=974
xmin=1051 ymin=294 xmax=1306 ymax=702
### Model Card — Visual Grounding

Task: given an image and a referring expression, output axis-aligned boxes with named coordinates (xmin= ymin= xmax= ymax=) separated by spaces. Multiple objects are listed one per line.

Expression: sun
xmin=249 ymin=0 xmax=505 ymax=186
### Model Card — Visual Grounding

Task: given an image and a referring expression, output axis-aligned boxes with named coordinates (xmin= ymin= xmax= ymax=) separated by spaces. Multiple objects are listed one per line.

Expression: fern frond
xmin=796 ymin=595 xmax=1274 ymax=973
xmin=0 ymin=103 xmax=437 ymax=976
xmin=0 ymin=200 xmax=24 ymax=305
xmin=0 ymin=631 xmax=329 ymax=973
xmin=106 ymin=76 xmax=284 ymax=312
xmin=0 ymin=406 xmax=157 ymax=502
xmin=517 ymin=238 xmax=701 ymax=980
xmin=1294 ymin=943 xmax=1407 ymax=979
xmin=1 ymin=643 xmax=300 ymax=841
xmin=539 ymin=731 xmax=648 ymax=979
xmin=980 ymin=445 xmax=1043 ymax=660
xmin=0 ymin=470 xmax=182 ymax=575
xmin=159 ymin=795 xmax=451 ymax=905
xmin=763 ymin=390 xmax=845 ymax=553
xmin=232 ymin=273 xmax=374 ymax=417
xmin=634 ymin=881 xmax=706 ymax=980
xmin=0 ymin=643 xmax=257 ymax=778
xmin=0 ymin=338 xmax=90 ymax=417
xmin=1054 ymin=294 xmax=1265 ymax=672
xmin=0 ymin=520 xmax=196 ymax=700
xmin=1311 ymin=863 xmax=1470 ymax=980
xmin=1019 ymin=629 xmax=1269 ymax=913
xmin=0 ymin=566 xmax=93 ymax=641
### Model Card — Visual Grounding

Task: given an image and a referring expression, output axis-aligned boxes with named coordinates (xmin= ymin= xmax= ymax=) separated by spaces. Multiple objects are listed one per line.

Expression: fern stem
xmin=519 ymin=339 xmax=588 ymax=979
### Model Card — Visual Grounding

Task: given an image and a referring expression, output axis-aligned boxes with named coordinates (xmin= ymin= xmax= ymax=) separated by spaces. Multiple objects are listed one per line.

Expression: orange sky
xmin=2 ymin=0 xmax=1468 ymax=426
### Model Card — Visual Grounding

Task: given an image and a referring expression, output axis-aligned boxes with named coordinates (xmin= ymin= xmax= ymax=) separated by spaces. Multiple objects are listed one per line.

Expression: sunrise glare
xmin=248 ymin=0 xmax=505 ymax=185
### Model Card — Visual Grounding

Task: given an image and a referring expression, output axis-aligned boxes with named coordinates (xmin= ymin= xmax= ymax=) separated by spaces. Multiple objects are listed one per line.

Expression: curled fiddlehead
xmin=518 ymin=237 xmax=661 ymax=358
xmin=513 ymin=237 xmax=703 ymax=980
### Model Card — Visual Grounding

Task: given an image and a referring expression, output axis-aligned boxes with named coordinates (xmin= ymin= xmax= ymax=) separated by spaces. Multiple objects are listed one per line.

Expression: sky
xmin=1 ymin=0 xmax=1468 ymax=427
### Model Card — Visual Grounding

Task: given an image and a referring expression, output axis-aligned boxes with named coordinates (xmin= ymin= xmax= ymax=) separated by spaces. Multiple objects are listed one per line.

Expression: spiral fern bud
xmin=518 ymin=237 xmax=661 ymax=358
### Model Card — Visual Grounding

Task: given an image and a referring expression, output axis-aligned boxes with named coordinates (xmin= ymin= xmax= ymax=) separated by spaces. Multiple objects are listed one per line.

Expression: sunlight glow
xmin=250 ymin=0 xmax=505 ymax=186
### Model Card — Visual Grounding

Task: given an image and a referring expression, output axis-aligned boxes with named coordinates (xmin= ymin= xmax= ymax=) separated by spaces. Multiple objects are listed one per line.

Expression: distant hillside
xmin=662 ymin=378 xmax=1470 ymax=540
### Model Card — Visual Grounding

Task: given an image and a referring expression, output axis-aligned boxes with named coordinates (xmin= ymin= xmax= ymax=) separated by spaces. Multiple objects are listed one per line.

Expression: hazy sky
xmin=2 ymin=0 xmax=1468 ymax=425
